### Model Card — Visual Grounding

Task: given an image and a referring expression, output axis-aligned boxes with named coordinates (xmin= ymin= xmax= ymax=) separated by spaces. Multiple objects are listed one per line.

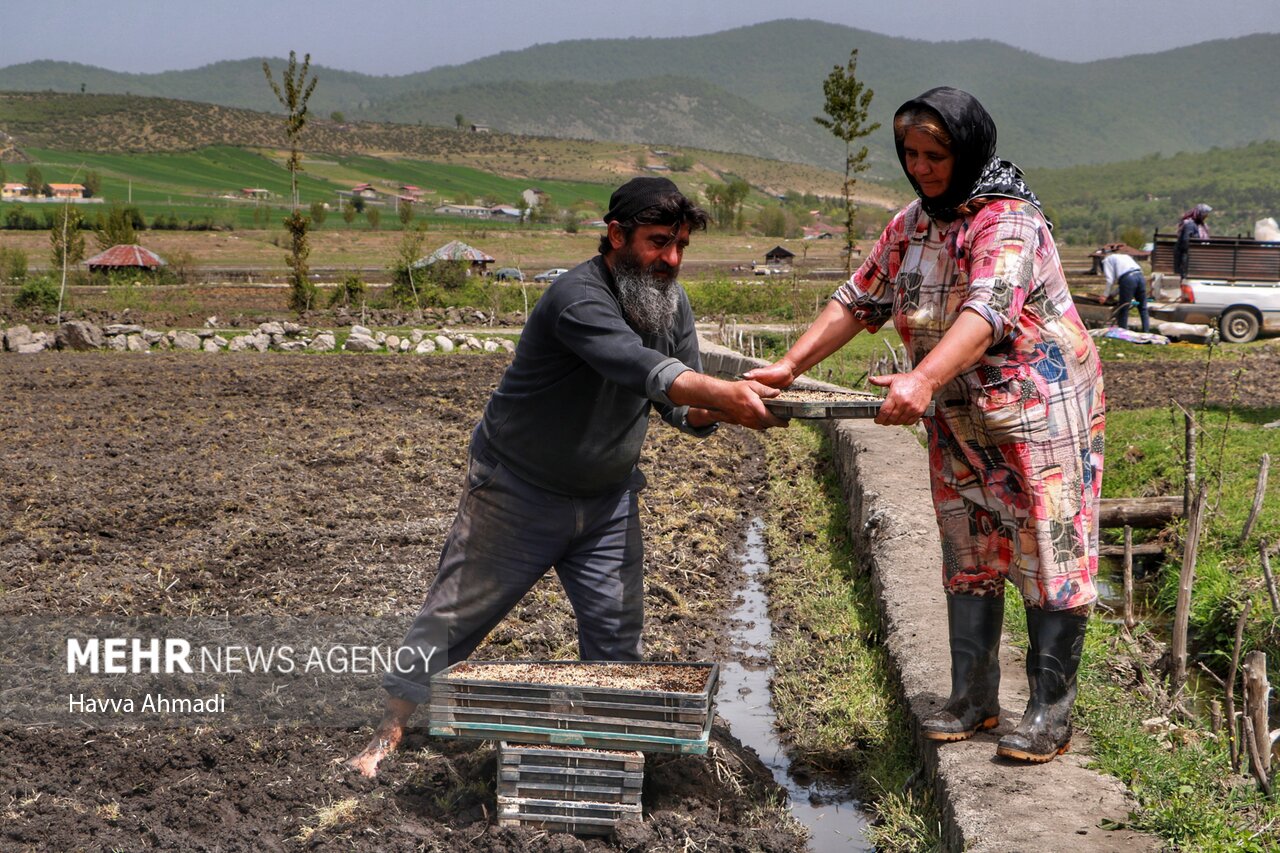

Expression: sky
xmin=8 ymin=0 xmax=1280 ymax=75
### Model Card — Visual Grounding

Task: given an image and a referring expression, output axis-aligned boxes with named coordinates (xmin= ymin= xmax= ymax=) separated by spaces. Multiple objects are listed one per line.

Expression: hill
xmin=2 ymin=21 xmax=1279 ymax=172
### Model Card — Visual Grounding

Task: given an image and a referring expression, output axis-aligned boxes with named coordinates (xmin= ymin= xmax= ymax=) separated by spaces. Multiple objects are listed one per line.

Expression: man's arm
xmin=668 ymin=371 xmax=786 ymax=430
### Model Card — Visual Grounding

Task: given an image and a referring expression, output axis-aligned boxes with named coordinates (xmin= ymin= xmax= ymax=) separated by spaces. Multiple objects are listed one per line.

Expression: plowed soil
xmin=0 ymin=353 xmax=805 ymax=852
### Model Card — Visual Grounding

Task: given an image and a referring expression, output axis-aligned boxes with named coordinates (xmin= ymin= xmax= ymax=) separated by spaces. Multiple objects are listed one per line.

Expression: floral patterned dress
xmin=834 ymin=198 xmax=1105 ymax=610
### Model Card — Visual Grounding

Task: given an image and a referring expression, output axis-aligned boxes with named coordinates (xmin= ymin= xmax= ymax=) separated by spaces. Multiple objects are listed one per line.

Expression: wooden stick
xmin=1172 ymin=485 xmax=1207 ymax=692
xmin=1184 ymin=410 xmax=1197 ymax=520
xmin=1243 ymin=651 xmax=1271 ymax=779
xmin=1123 ymin=525 xmax=1136 ymax=631
xmin=1100 ymin=496 xmax=1184 ymax=528
xmin=1242 ymin=717 xmax=1273 ymax=796
xmin=1240 ymin=453 xmax=1270 ymax=545
xmin=1226 ymin=598 xmax=1252 ymax=773
xmin=1261 ymin=539 xmax=1280 ymax=615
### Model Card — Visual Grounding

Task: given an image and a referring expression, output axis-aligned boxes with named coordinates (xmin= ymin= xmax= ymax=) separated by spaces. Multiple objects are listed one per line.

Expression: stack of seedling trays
xmin=429 ymin=660 xmax=718 ymax=836
xmin=496 ymin=742 xmax=644 ymax=835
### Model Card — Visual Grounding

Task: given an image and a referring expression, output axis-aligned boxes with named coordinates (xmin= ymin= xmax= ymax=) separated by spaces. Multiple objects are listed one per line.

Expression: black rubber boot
xmin=921 ymin=594 xmax=1004 ymax=742
xmin=996 ymin=607 xmax=1089 ymax=763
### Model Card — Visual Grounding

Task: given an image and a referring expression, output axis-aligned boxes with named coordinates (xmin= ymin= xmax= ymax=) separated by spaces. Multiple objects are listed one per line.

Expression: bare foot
xmin=344 ymin=697 xmax=416 ymax=778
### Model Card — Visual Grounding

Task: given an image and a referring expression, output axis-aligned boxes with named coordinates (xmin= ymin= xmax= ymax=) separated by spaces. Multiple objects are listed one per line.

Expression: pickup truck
xmin=1149 ymin=232 xmax=1280 ymax=342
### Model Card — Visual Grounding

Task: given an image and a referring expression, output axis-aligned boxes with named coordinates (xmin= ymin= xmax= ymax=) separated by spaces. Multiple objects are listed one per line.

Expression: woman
xmin=748 ymin=87 xmax=1104 ymax=763
xmin=1174 ymin=203 xmax=1212 ymax=277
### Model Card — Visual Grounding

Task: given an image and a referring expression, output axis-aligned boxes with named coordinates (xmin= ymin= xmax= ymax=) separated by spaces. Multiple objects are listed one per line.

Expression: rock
xmin=385 ymin=335 xmax=401 ymax=351
xmin=1264 ymin=420 xmax=1280 ymax=430
xmin=414 ymin=339 xmax=436 ymax=354
xmin=203 ymin=335 xmax=228 ymax=352
xmin=278 ymin=341 xmax=308 ymax=352
xmin=196 ymin=328 xmax=216 ymax=339
xmin=270 ymin=333 xmax=286 ymax=348
xmin=282 ymin=322 xmax=303 ymax=335
xmin=350 ymin=324 xmax=373 ymax=338
xmin=483 ymin=339 xmax=500 ymax=353
xmin=452 ymin=334 xmax=468 ymax=346
xmin=434 ymin=335 xmax=455 ymax=353
xmin=309 ymin=332 xmax=337 ymax=352
xmin=172 ymin=331 xmax=202 ymax=351
xmin=410 ymin=329 xmax=425 ymax=344
xmin=104 ymin=324 xmax=144 ymax=335
xmin=153 ymin=335 xmax=171 ymax=351
xmin=228 ymin=335 xmax=254 ymax=352
xmin=375 ymin=331 xmax=387 ymax=344
xmin=126 ymin=334 xmax=149 ymax=352
xmin=445 ymin=307 xmax=462 ymax=325
xmin=258 ymin=321 xmax=285 ymax=336
xmin=344 ymin=334 xmax=381 ymax=353
xmin=204 ymin=316 xmax=219 ymax=328
xmin=141 ymin=329 xmax=164 ymax=346
xmin=57 ymin=321 xmax=104 ymax=351
xmin=4 ymin=325 xmax=34 ymax=351
xmin=471 ymin=311 xmax=487 ymax=323
xmin=106 ymin=334 xmax=128 ymax=351
xmin=15 ymin=340 xmax=48 ymax=354
xmin=464 ymin=336 xmax=483 ymax=350
xmin=500 ymin=339 xmax=516 ymax=353
xmin=399 ymin=338 xmax=412 ymax=352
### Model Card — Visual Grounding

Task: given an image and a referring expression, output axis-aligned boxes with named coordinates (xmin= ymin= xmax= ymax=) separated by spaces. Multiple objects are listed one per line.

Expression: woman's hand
xmin=869 ymin=370 xmax=937 ymax=425
xmin=742 ymin=359 xmax=796 ymax=389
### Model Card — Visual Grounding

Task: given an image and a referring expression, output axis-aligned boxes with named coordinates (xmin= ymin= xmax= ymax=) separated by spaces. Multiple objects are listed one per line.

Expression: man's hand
xmin=669 ymin=372 xmax=787 ymax=430
xmin=344 ymin=696 xmax=417 ymax=778
xmin=869 ymin=371 xmax=936 ymax=425
xmin=742 ymin=358 xmax=796 ymax=389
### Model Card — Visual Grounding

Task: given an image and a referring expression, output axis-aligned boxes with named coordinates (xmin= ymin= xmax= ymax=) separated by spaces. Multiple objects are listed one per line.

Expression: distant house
xmin=645 ymin=164 xmax=670 ymax=172
xmin=802 ymin=222 xmax=845 ymax=240
xmin=240 ymin=188 xmax=271 ymax=199
xmin=412 ymin=239 xmax=495 ymax=275
xmin=85 ymin=244 xmax=167 ymax=273
xmin=489 ymin=205 xmax=522 ymax=220
xmin=351 ymin=183 xmax=381 ymax=199
xmin=434 ymin=203 xmax=492 ymax=218
xmin=399 ymin=184 xmax=425 ymax=200
xmin=2 ymin=182 xmax=27 ymax=200
xmin=470 ymin=124 xmax=491 ymax=134
xmin=521 ymin=188 xmax=548 ymax=210
xmin=49 ymin=183 xmax=86 ymax=199
xmin=764 ymin=245 xmax=796 ymax=265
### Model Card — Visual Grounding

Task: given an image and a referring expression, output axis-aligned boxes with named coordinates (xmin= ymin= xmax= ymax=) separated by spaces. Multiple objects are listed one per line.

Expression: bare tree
xmin=815 ymin=49 xmax=879 ymax=275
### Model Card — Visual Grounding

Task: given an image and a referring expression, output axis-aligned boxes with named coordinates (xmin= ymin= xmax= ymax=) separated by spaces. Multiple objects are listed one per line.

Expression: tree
xmin=388 ymin=225 xmax=428 ymax=311
xmin=262 ymin=51 xmax=317 ymax=209
xmin=96 ymin=204 xmax=138 ymax=249
xmin=366 ymin=207 xmax=381 ymax=230
xmin=397 ymin=198 xmax=415 ymax=226
xmin=667 ymin=153 xmax=695 ymax=172
xmin=330 ymin=110 xmax=344 ymax=123
xmin=0 ymin=162 xmax=6 ymax=185
xmin=703 ymin=179 xmax=749 ymax=230
xmin=342 ymin=200 xmax=357 ymax=225
xmin=309 ymin=200 xmax=328 ymax=226
xmin=263 ymin=51 xmax=319 ymax=314
xmin=50 ymin=206 xmax=85 ymax=276
xmin=814 ymin=49 xmax=880 ymax=275
xmin=455 ymin=113 xmax=466 ymax=131
xmin=24 ymin=166 xmax=44 ymax=197
xmin=83 ymin=170 xmax=102 ymax=198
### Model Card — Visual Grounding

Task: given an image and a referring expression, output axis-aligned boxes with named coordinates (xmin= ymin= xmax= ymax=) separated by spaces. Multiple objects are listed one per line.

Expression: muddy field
xmin=0 ymin=354 xmax=806 ymax=852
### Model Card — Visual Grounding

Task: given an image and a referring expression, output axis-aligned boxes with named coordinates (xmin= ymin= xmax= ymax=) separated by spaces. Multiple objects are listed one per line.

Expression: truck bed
xmin=1151 ymin=232 xmax=1280 ymax=281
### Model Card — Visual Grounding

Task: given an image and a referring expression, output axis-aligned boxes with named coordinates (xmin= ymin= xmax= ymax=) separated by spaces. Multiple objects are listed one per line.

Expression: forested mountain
xmin=2 ymin=20 xmax=1277 ymax=174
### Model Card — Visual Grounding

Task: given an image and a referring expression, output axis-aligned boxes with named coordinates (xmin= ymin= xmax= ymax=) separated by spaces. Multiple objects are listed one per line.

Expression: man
xmin=346 ymin=177 xmax=784 ymax=777
xmin=1098 ymin=246 xmax=1150 ymax=333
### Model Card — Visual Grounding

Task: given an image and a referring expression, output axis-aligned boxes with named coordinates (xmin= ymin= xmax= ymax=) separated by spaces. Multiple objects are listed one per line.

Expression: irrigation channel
xmin=715 ymin=518 xmax=873 ymax=852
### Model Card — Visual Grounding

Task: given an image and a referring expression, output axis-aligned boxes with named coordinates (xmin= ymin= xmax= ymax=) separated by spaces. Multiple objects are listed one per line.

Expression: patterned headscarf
xmin=893 ymin=87 xmax=1045 ymax=224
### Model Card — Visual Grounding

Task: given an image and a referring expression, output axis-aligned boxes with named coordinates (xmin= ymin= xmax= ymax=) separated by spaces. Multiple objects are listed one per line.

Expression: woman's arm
xmin=743 ymin=299 xmax=868 ymax=388
xmin=870 ymin=309 xmax=993 ymax=425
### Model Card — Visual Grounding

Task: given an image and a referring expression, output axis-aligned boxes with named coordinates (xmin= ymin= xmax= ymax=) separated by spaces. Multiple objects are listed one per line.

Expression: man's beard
xmin=613 ymin=250 xmax=680 ymax=336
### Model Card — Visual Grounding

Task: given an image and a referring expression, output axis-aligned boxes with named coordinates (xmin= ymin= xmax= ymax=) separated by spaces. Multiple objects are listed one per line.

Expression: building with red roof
xmin=85 ymin=245 xmax=167 ymax=273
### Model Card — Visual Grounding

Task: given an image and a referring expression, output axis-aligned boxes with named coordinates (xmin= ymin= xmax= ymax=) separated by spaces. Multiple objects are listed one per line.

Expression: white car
xmin=533 ymin=268 xmax=569 ymax=282
xmin=1156 ymin=278 xmax=1280 ymax=343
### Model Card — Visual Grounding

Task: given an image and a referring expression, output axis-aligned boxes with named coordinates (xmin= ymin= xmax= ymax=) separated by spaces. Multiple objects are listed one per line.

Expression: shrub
xmin=13 ymin=276 xmax=60 ymax=312
xmin=0 ymin=246 xmax=28 ymax=285
xmin=328 ymin=273 xmax=366 ymax=309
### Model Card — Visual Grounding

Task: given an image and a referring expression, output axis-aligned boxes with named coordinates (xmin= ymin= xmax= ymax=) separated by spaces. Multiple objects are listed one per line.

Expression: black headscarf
xmin=894 ymin=86 xmax=1044 ymax=223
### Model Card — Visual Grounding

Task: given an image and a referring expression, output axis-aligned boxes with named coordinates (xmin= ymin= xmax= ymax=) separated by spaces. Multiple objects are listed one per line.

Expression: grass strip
xmin=762 ymin=422 xmax=941 ymax=852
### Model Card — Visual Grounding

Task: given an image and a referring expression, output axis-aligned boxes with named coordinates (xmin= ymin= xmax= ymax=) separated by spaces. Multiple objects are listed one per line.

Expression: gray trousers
xmin=382 ymin=442 xmax=645 ymax=704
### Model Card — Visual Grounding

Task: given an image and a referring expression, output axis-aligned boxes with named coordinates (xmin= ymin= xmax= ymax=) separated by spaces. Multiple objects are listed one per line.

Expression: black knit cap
xmin=604 ymin=176 xmax=683 ymax=224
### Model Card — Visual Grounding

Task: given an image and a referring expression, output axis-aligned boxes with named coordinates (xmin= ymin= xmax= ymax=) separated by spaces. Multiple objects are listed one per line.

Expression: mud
xmin=0 ymin=353 xmax=805 ymax=852
xmin=1102 ymin=348 xmax=1280 ymax=411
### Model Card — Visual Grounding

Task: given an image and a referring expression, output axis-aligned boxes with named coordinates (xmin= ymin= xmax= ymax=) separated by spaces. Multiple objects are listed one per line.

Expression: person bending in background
xmin=1174 ymin=203 xmax=1212 ymax=278
xmin=1097 ymin=247 xmax=1150 ymax=333
xmin=747 ymin=87 xmax=1105 ymax=764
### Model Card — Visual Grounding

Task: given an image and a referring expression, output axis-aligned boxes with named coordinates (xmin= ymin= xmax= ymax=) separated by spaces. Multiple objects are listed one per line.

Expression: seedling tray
xmin=497 ymin=795 xmax=641 ymax=836
xmin=498 ymin=742 xmax=643 ymax=804
xmin=428 ymin=660 xmax=716 ymax=754
xmin=765 ymin=390 xmax=935 ymax=420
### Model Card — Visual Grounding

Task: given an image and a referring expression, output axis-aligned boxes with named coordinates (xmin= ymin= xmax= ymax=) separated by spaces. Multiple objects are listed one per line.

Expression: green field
xmin=2 ymin=146 xmax=616 ymax=230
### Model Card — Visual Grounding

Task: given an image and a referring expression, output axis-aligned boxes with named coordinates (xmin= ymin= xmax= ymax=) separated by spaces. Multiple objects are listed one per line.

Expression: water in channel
xmin=715 ymin=518 xmax=873 ymax=852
